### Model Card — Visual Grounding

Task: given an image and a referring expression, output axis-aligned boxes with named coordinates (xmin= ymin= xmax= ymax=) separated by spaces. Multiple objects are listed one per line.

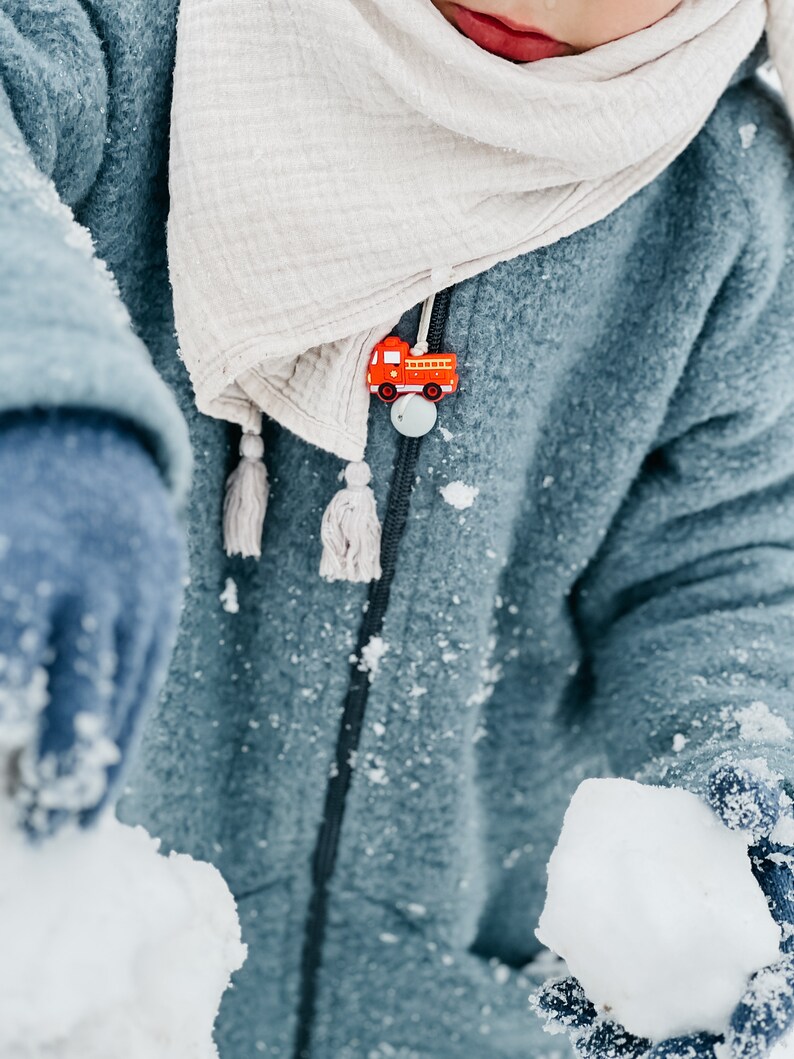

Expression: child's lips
xmin=448 ymin=4 xmax=573 ymax=62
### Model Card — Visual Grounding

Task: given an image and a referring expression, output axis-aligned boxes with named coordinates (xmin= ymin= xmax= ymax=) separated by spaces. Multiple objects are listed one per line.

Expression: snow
xmin=365 ymin=756 xmax=389 ymax=785
xmin=772 ymin=814 xmax=794 ymax=847
xmin=733 ymin=701 xmax=793 ymax=743
xmin=20 ymin=712 xmax=121 ymax=826
xmin=219 ymin=577 xmax=240 ymax=614
xmin=0 ymin=667 xmax=122 ymax=834
xmin=739 ymin=123 xmax=758 ymax=149
xmin=358 ymin=635 xmax=389 ymax=679
xmin=0 ymin=802 xmax=246 ymax=1058
xmin=0 ymin=664 xmax=49 ymax=754
xmin=404 ymin=902 xmax=427 ymax=918
xmin=440 ymin=481 xmax=479 ymax=510
xmin=6 ymin=133 xmax=131 ymax=332
xmin=771 ymin=1031 xmax=794 ymax=1059
xmin=536 ymin=778 xmax=780 ymax=1041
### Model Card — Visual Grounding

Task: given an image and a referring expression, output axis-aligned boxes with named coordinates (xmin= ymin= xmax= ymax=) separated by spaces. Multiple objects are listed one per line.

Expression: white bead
xmin=390 ymin=394 xmax=438 ymax=437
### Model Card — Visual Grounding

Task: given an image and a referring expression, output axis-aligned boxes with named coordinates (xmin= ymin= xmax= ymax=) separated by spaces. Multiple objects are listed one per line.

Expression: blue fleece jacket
xmin=2 ymin=3 xmax=794 ymax=1057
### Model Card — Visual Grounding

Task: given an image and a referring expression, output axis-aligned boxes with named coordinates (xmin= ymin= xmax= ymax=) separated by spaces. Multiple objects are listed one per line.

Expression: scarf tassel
xmin=224 ymin=430 xmax=269 ymax=558
xmin=320 ymin=461 xmax=382 ymax=583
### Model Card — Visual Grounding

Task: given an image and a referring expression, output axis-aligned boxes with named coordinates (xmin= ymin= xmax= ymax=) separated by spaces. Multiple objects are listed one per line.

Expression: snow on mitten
xmin=531 ymin=978 xmax=654 ymax=1059
xmin=531 ymin=763 xmax=794 ymax=1059
xmin=0 ymin=412 xmax=185 ymax=837
xmin=708 ymin=764 xmax=794 ymax=1059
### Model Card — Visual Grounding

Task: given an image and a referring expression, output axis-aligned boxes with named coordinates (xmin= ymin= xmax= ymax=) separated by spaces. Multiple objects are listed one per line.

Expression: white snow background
xmin=0 ymin=799 xmax=246 ymax=1058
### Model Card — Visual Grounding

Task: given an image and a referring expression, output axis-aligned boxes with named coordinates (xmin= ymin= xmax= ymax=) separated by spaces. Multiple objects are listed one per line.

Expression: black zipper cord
xmin=292 ymin=286 xmax=453 ymax=1059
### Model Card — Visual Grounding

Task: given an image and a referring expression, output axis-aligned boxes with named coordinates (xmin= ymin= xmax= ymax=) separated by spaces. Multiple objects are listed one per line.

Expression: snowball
xmin=536 ymin=778 xmax=780 ymax=1041
xmin=440 ymin=481 xmax=479 ymax=510
xmin=0 ymin=803 xmax=246 ymax=1058
xmin=772 ymin=815 xmax=794 ymax=847
xmin=771 ymin=1031 xmax=794 ymax=1059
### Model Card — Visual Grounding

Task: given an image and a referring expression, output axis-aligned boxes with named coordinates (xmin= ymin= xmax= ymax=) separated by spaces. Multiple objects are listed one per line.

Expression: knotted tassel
xmin=223 ymin=430 xmax=269 ymax=558
xmin=320 ymin=461 xmax=382 ymax=583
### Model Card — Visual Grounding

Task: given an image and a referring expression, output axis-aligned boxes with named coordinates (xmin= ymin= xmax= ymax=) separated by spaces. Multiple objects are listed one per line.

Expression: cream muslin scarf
xmin=167 ymin=0 xmax=791 ymax=573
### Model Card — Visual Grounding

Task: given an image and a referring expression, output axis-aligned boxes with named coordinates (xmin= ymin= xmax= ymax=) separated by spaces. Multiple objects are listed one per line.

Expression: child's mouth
xmin=447 ymin=4 xmax=573 ymax=62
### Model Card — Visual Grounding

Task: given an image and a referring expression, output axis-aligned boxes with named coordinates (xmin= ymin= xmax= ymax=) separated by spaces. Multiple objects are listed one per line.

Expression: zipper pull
xmin=390 ymin=393 xmax=438 ymax=437
xmin=367 ymin=293 xmax=458 ymax=438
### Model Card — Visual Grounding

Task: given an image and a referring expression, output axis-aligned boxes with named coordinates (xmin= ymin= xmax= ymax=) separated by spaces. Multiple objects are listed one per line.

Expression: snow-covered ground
xmin=0 ymin=804 xmax=245 ymax=1058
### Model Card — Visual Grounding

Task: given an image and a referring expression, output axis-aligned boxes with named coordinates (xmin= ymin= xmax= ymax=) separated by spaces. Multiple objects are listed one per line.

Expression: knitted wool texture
xmin=0 ymin=412 xmax=186 ymax=832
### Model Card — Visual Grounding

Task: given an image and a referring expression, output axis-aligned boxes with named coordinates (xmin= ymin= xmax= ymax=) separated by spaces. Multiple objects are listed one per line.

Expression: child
xmin=1 ymin=1 xmax=794 ymax=1058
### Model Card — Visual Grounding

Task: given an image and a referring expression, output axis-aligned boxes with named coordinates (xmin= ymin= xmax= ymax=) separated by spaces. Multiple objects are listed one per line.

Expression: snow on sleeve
xmin=772 ymin=814 xmax=794 ymax=847
xmin=728 ymin=700 xmax=793 ymax=744
xmin=535 ymin=778 xmax=780 ymax=1042
xmin=0 ymin=802 xmax=246 ymax=1058
xmin=672 ymin=733 xmax=688 ymax=753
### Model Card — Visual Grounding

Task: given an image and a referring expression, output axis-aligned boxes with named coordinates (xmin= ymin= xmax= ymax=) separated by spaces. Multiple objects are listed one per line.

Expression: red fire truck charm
xmin=367 ymin=336 xmax=459 ymax=404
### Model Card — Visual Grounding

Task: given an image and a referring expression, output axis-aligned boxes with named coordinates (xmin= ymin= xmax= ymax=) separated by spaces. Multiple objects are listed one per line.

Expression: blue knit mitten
xmin=0 ymin=412 xmax=185 ymax=835
xmin=531 ymin=764 xmax=794 ymax=1059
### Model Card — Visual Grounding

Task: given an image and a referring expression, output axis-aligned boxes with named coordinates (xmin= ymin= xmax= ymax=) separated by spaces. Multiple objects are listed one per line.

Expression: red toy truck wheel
xmin=422 ymin=383 xmax=443 ymax=402
xmin=378 ymin=382 xmax=398 ymax=402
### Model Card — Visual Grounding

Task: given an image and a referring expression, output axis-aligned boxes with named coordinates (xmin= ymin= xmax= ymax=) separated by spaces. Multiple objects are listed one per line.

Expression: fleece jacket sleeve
xmin=570 ymin=157 xmax=794 ymax=796
xmin=0 ymin=0 xmax=191 ymax=505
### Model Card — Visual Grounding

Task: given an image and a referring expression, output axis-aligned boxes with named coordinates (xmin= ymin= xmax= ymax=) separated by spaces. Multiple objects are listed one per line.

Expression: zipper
xmin=292 ymin=285 xmax=454 ymax=1059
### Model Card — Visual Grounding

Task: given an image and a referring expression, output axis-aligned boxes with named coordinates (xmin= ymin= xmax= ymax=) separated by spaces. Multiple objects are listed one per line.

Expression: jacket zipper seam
xmin=292 ymin=286 xmax=454 ymax=1059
